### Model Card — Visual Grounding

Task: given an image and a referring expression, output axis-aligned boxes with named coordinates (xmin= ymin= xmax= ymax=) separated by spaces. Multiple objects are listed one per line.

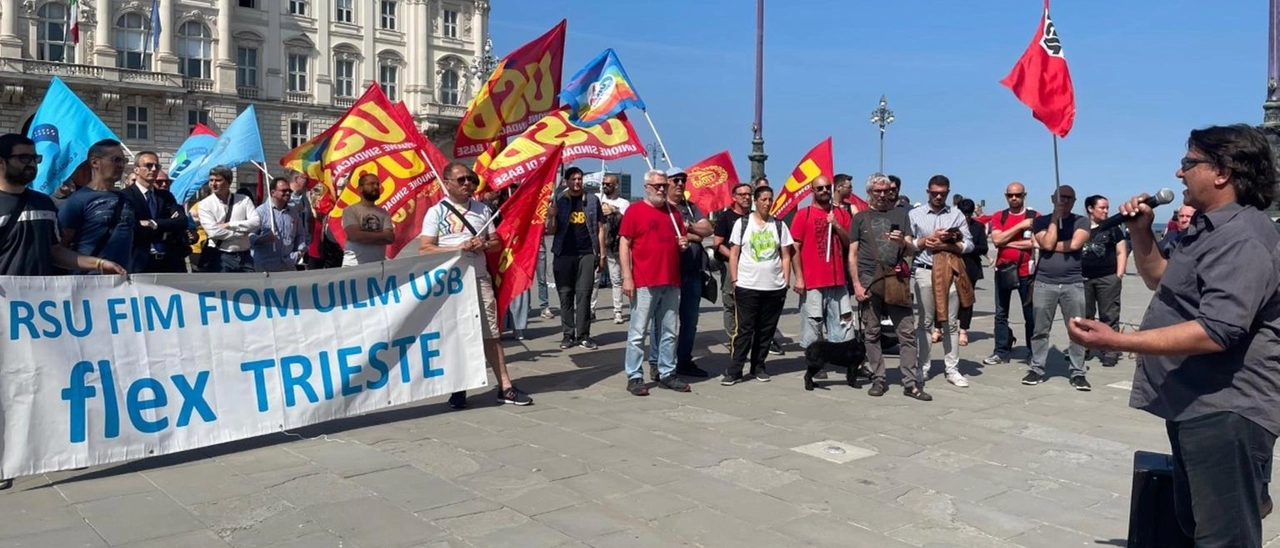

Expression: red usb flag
xmin=486 ymin=144 xmax=565 ymax=322
xmin=1000 ymin=0 xmax=1076 ymax=138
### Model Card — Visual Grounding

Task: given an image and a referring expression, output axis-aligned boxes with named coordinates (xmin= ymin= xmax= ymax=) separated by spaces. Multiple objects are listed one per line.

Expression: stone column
xmin=214 ymin=0 xmax=235 ymax=92
xmin=93 ymin=0 xmax=114 ymax=66
xmin=0 ymin=0 xmax=22 ymax=58
xmin=316 ymin=0 xmax=331 ymax=103
xmin=154 ymin=0 xmax=177 ymax=73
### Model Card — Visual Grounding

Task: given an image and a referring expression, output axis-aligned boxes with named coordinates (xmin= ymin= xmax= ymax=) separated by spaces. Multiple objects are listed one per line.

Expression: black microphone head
xmin=1154 ymin=188 xmax=1176 ymax=205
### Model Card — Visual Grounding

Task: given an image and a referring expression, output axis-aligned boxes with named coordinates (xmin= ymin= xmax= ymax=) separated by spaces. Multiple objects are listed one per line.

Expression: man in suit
xmin=123 ymin=151 xmax=188 ymax=273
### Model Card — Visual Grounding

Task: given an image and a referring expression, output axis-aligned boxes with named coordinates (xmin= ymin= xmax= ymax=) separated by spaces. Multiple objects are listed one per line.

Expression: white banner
xmin=0 ymin=253 xmax=487 ymax=477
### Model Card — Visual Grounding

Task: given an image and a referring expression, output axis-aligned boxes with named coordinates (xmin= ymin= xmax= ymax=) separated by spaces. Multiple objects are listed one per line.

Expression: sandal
xmin=904 ymin=385 xmax=933 ymax=402
xmin=959 ymin=330 xmax=969 ymax=346
xmin=931 ymin=328 xmax=942 ymax=344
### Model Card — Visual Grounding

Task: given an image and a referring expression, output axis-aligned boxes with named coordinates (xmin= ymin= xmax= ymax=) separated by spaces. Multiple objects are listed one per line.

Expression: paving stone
xmin=0 ymin=487 xmax=92 ymax=539
xmin=536 ymin=502 xmax=636 ymax=539
xmin=0 ymin=525 xmax=107 ymax=548
xmin=144 ymin=462 xmax=260 ymax=505
xmin=433 ymin=507 xmax=529 ymax=538
xmin=554 ymin=470 xmax=646 ymax=500
xmin=528 ymin=456 xmax=591 ymax=481
xmin=116 ymin=529 xmax=232 ymax=548
xmin=215 ymin=447 xmax=312 ymax=476
xmin=774 ymin=514 xmax=915 ymax=548
xmin=216 ymin=508 xmax=328 ymax=548
xmin=303 ymin=496 xmax=446 ymax=548
xmin=52 ymin=472 xmax=158 ymax=504
xmin=284 ymin=439 xmax=406 ymax=478
xmin=375 ymin=438 xmax=503 ymax=478
xmin=466 ymin=520 xmax=572 ymax=548
xmin=981 ymin=489 xmax=1128 ymax=539
xmin=77 ymin=492 xmax=205 ymax=546
xmin=584 ymin=527 xmax=692 ymax=548
xmin=506 ymin=424 xmax=617 ymax=454
xmin=265 ymin=472 xmax=370 ymax=509
xmin=415 ymin=498 xmax=506 ymax=522
xmin=520 ymin=407 xmax=620 ymax=433
xmin=663 ymin=473 xmax=809 ymax=526
xmin=256 ymin=532 xmax=346 ymax=548
xmin=886 ymin=517 xmax=1027 ymax=548
xmin=698 ymin=457 xmax=802 ymax=492
xmin=498 ymin=483 xmax=587 ymax=516
xmin=600 ymin=487 xmax=700 ymax=521
xmin=187 ymin=491 xmax=291 ymax=540
xmin=349 ymin=466 xmax=477 ymax=512
xmin=1007 ymin=524 xmax=1112 ymax=548
xmin=653 ymin=507 xmax=805 ymax=548
xmin=453 ymin=465 xmax=550 ymax=501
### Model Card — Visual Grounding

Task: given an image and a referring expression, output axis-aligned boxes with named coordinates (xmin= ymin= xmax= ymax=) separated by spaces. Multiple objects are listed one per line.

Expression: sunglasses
xmin=1005 ymin=193 xmax=1026 ymax=198
xmin=648 ymin=183 xmax=669 ymax=190
xmin=1180 ymin=157 xmax=1212 ymax=172
xmin=812 ymin=185 xmax=832 ymax=192
xmin=669 ymin=177 xmax=687 ymax=184
xmin=453 ymin=174 xmax=480 ymax=186
xmin=734 ymin=192 xmax=752 ymax=197
xmin=1056 ymin=194 xmax=1076 ymax=200
xmin=6 ymin=153 xmax=43 ymax=165
xmin=137 ymin=162 xmax=160 ymax=171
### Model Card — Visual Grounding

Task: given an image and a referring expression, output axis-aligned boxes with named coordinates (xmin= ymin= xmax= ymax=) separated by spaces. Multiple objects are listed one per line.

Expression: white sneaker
xmin=613 ymin=311 xmax=624 ymax=324
xmin=946 ymin=370 xmax=969 ymax=388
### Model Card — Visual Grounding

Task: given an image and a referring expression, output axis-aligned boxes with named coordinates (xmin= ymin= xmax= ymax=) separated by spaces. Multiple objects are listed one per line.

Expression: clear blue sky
xmin=489 ymin=0 xmax=1268 ymax=212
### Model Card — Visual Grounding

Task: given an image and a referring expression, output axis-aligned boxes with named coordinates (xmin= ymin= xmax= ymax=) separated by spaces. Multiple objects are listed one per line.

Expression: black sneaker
xmin=0 ymin=478 xmax=11 ymax=490
xmin=627 ymin=377 xmax=649 ymax=396
xmin=649 ymin=365 xmax=660 ymax=382
xmin=769 ymin=340 xmax=785 ymax=355
xmin=448 ymin=391 xmax=468 ymax=409
xmin=559 ymin=337 xmax=575 ymax=349
xmin=1070 ymin=376 xmax=1092 ymax=392
xmin=578 ymin=338 xmax=598 ymax=350
xmin=676 ymin=361 xmax=710 ymax=378
xmin=753 ymin=370 xmax=771 ymax=382
xmin=657 ymin=375 xmax=691 ymax=392
xmin=720 ymin=374 xmax=742 ymax=386
xmin=1021 ymin=371 xmax=1046 ymax=385
xmin=497 ymin=386 xmax=533 ymax=405
xmin=867 ymin=379 xmax=887 ymax=397
xmin=903 ymin=385 xmax=933 ymax=401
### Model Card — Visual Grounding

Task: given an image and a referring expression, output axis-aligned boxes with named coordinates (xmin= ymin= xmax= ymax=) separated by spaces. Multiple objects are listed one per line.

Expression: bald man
xmin=1158 ymin=205 xmax=1196 ymax=258
xmin=984 ymin=182 xmax=1039 ymax=365
xmin=1023 ymin=185 xmax=1092 ymax=389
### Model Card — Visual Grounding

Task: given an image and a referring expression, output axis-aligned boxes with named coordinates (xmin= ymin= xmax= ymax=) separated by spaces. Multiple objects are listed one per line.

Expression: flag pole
xmin=1051 ymin=134 xmax=1061 ymax=191
xmin=641 ymin=110 xmax=674 ymax=168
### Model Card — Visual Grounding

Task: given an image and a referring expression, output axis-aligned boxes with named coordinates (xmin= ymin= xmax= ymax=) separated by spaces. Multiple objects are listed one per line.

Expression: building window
xmin=187 ymin=109 xmax=209 ymax=133
xmin=442 ymin=10 xmax=458 ymax=38
xmin=334 ymin=0 xmax=353 ymax=23
xmin=114 ymin=13 xmax=151 ymax=70
xmin=334 ymin=59 xmax=355 ymax=97
xmin=440 ymin=69 xmax=459 ymax=105
xmin=238 ymin=0 xmax=257 ymax=7
xmin=36 ymin=2 xmax=73 ymax=62
xmin=236 ymin=47 xmax=258 ymax=88
xmin=126 ymin=105 xmax=149 ymax=140
xmin=379 ymin=63 xmax=398 ymax=101
xmin=289 ymin=0 xmax=308 ymax=16
xmin=287 ymin=54 xmax=309 ymax=92
xmin=379 ymin=1 xmax=397 ymax=30
xmin=176 ymin=22 xmax=213 ymax=79
xmin=290 ymin=121 xmax=310 ymax=149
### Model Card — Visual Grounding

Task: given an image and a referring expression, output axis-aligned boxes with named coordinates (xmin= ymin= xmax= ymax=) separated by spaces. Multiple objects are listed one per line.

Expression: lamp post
xmin=747 ymin=0 xmax=768 ymax=182
xmin=648 ymin=142 xmax=666 ymax=169
xmin=466 ymin=37 xmax=500 ymax=82
xmin=869 ymin=95 xmax=895 ymax=173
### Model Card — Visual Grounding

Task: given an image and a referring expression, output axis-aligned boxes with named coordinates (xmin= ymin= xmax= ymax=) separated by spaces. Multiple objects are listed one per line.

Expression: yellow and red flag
xmin=486 ymin=144 xmax=565 ymax=320
xmin=770 ymin=137 xmax=833 ymax=218
xmin=476 ymin=109 xmax=645 ymax=191
xmin=685 ymin=150 xmax=739 ymax=214
xmin=454 ymin=20 xmax=567 ymax=159
xmin=473 ymin=139 xmax=506 ymax=193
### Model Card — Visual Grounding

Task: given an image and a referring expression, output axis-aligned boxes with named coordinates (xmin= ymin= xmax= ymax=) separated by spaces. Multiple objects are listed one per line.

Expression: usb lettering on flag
xmin=559 ymin=48 xmax=646 ymax=128
xmin=771 ymin=137 xmax=834 ymax=218
xmin=27 ymin=77 xmax=120 ymax=195
xmin=475 ymin=109 xmax=646 ymax=192
xmin=0 ymin=254 xmax=487 ymax=477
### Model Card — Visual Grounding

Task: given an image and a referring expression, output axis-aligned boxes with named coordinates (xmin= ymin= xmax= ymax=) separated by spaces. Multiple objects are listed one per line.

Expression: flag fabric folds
xmin=170 ymin=105 xmax=266 ymax=204
xmin=149 ymin=0 xmax=161 ymax=53
xmin=168 ymin=123 xmax=218 ymax=188
xmin=69 ymin=0 xmax=80 ymax=44
xmin=473 ymin=139 xmax=506 ymax=193
xmin=27 ymin=77 xmax=119 ymax=195
xmin=684 ymin=150 xmax=739 ymax=214
xmin=559 ymin=48 xmax=646 ymax=128
xmin=1000 ymin=0 xmax=1076 ymax=138
xmin=454 ymin=20 xmax=567 ymax=158
xmin=770 ymin=137 xmax=833 ymax=218
xmin=485 ymin=144 xmax=565 ymax=323
xmin=475 ymin=109 xmax=646 ymax=192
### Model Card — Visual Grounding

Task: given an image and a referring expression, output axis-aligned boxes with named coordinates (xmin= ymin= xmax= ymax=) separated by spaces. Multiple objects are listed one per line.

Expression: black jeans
xmin=202 ymin=249 xmax=255 ymax=273
xmin=727 ymin=287 xmax=786 ymax=378
xmin=993 ymin=271 xmax=1034 ymax=357
xmin=1084 ymin=274 xmax=1122 ymax=364
xmin=553 ymin=253 xmax=598 ymax=341
xmin=1167 ymin=411 xmax=1276 ymax=547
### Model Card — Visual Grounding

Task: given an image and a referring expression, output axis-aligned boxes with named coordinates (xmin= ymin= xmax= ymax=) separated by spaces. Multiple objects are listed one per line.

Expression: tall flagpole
xmin=1051 ymin=135 xmax=1061 ymax=191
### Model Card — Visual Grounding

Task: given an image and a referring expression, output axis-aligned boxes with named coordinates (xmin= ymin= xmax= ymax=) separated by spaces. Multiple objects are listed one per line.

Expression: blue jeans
xmin=649 ymin=273 xmax=701 ymax=366
xmin=505 ymin=288 xmax=530 ymax=331
xmin=993 ymin=272 xmax=1034 ymax=357
xmin=536 ymin=239 xmax=549 ymax=309
xmin=798 ymin=286 xmax=854 ymax=348
xmin=626 ymin=286 xmax=679 ymax=380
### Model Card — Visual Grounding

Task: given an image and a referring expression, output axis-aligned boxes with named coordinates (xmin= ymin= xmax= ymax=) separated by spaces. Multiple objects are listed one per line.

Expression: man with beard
xmin=545 ymin=167 xmax=606 ymax=349
xmin=619 ymin=170 xmax=693 ymax=396
xmin=790 ymin=175 xmax=855 ymax=355
xmin=123 ymin=151 xmax=188 ymax=273
xmin=59 ymin=139 xmax=137 ymax=273
xmin=594 ymin=173 xmax=630 ymax=324
xmin=197 ymin=165 xmax=261 ymax=272
xmin=647 ymin=168 xmax=713 ymax=377
xmin=421 ymin=162 xmax=532 ymax=408
xmin=341 ymin=173 xmax=393 ymax=266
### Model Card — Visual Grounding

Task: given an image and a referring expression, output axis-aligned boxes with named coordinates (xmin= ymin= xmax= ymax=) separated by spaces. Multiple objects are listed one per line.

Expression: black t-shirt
xmin=1031 ymin=213 xmax=1089 ymax=284
xmin=560 ymin=195 xmax=595 ymax=256
xmin=1082 ymin=224 xmax=1125 ymax=279
xmin=0 ymin=188 xmax=60 ymax=276
xmin=713 ymin=208 xmax=746 ymax=262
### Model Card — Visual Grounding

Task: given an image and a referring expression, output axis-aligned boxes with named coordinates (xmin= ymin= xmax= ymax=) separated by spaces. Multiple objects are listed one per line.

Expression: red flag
xmin=770 ymin=137 xmax=833 ymax=218
xmin=845 ymin=193 xmax=870 ymax=214
xmin=1000 ymin=0 xmax=1076 ymax=138
xmin=685 ymin=150 xmax=739 ymax=214
xmin=485 ymin=144 xmax=565 ymax=321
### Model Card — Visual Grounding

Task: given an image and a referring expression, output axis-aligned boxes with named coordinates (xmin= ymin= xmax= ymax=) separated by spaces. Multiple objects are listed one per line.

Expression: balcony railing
xmin=284 ymin=91 xmax=313 ymax=104
xmin=182 ymin=78 xmax=214 ymax=92
xmin=237 ymin=86 xmax=260 ymax=100
xmin=333 ymin=96 xmax=355 ymax=109
xmin=4 ymin=58 xmax=183 ymax=87
xmin=428 ymin=103 xmax=467 ymax=118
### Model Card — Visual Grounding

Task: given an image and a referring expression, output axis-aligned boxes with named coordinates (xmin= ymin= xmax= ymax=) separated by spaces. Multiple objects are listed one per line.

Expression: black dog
xmin=804 ymin=338 xmax=868 ymax=391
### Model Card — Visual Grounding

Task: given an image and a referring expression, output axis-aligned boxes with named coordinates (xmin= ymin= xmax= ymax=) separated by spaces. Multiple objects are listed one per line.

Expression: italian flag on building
xmin=69 ymin=0 xmax=80 ymax=44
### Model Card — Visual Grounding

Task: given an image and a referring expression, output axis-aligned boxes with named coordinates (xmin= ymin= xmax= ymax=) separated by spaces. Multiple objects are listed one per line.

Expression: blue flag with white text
xmin=26 ymin=77 xmax=120 ymax=195
xmin=170 ymin=105 xmax=266 ymax=204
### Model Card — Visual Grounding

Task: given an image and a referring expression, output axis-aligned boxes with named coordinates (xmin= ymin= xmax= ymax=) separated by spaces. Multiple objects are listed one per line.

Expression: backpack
xmin=735 ymin=215 xmax=785 ymax=256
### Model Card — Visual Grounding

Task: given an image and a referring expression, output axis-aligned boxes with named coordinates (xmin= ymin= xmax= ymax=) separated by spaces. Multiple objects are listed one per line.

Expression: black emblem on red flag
xmin=1040 ymin=10 xmax=1063 ymax=57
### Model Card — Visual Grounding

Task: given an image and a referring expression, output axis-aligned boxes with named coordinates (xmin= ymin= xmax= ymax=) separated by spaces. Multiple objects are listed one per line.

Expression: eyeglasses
xmin=813 ymin=185 xmax=832 ymax=192
xmin=669 ymin=177 xmax=687 ymax=184
xmin=1005 ymin=192 xmax=1026 ymax=198
xmin=276 ymin=188 xmax=293 ymax=194
xmin=734 ymin=192 xmax=752 ymax=197
xmin=869 ymin=188 xmax=894 ymax=194
xmin=5 ymin=153 xmax=42 ymax=165
xmin=1180 ymin=157 xmax=1212 ymax=172
xmin=137 ymin=162 xmax=160 ymax=171
xmin=927 ymin=190 xmax=949 ymax=197
xmin=452 ymin=174 xmax=480 ymax=186
xmin=648 ymin=183 xmax=669 ymax=190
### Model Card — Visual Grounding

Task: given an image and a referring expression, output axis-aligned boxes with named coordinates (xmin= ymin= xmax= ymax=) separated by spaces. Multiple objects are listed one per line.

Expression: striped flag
xmin=69 ymin=0 xmax=80 ymax=44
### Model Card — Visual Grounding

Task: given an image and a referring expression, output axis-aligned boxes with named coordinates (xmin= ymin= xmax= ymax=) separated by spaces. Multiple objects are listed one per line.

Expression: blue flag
xmin=170 ymin=105 xmax=266 ymax=204
xmin=149 ymin=0 xmax=161 ymax=53
xmin=558 ymin=49 xmax=646 ymax=128
xmin=27 ymin=77 xmax=120 ymax=195
xmin=167 ymin=123 xmax=217 ymax=186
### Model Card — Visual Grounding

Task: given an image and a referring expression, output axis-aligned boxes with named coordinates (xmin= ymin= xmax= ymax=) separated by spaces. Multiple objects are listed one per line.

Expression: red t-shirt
xmin=990 ymin=209 xmax=1037 ymax=277
xmin=790 ymin=205 xmax=852 ymax=288
xmin=619 ymin=200 xmax=685 ymax=288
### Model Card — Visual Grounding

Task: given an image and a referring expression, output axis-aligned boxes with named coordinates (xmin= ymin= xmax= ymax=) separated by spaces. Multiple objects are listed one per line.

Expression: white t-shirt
xmin=421 ymin=198 xmax=493 ymax=275
xmin=341 ymin=203 xmax=393 ymax=266
xmin=730 ymin=216 xmax=793 ymax=291
xmin=601 ymin=195 xmax=629 ymax=216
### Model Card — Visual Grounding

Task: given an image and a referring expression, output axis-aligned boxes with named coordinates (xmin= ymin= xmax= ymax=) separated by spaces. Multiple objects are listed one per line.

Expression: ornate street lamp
xmin=869 ymin=95 xmax=895 ymax=173
xmin=467 ymin=37 xmax=500 ymax=82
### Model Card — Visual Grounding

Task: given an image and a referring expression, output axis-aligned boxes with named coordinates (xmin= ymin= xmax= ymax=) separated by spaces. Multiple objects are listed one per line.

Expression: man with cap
xmin=647 ymin=166 xmax=714 ymax=378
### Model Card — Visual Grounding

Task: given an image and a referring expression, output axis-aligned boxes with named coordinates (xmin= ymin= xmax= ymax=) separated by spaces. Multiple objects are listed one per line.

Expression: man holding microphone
xmin=1068 ymin=124 xmax=1280 ymax=546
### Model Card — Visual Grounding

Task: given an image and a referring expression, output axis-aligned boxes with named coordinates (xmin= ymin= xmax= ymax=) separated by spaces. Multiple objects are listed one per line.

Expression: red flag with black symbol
xmin=1000 ymin=0 xmax=1076 ymax=138
xmin=485 ymin=143 xmax=565 ymax=320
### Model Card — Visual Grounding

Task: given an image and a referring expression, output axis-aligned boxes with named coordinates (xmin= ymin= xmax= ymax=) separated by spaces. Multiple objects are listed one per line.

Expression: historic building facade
xmin=0 ymin=0 xmax=487 ymax=186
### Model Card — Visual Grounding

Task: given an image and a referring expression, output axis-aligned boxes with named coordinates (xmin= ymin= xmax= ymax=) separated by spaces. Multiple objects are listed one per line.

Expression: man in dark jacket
xmin=546 ymin=167 xmax=606 ymax=349
xmin=124 ymin=152 xmax=189 ymax=273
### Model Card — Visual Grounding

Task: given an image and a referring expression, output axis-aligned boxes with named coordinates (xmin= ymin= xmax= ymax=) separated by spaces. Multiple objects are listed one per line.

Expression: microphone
xmin=1091 ymin=188 xmax=1176 ymax=234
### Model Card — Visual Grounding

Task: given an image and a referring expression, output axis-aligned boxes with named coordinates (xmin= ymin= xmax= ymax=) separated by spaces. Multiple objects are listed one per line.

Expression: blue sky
xmin=489 ymin=0 xmax=1268 ymax=212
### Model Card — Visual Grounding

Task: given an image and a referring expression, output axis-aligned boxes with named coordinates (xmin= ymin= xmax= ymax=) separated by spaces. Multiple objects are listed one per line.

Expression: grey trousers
xmin=1029 ymin=281 xmax=1087 ymax=377
xmin=1084 ymin=274 xmax=1122 ymax=365
xmin=861 ymin=294 xmax=920 ymax=387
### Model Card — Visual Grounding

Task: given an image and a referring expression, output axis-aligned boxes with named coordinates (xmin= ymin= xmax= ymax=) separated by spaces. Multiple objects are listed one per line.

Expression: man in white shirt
xmin=420 ymin=162 xmax=532 ymax=409
xmin=341 ymin=173 xmax=394 ymax=266
xmin=197 ymin=165 xmax=260 ymax=272
xmin=593 ymin=173 xmax=630 ymax=324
